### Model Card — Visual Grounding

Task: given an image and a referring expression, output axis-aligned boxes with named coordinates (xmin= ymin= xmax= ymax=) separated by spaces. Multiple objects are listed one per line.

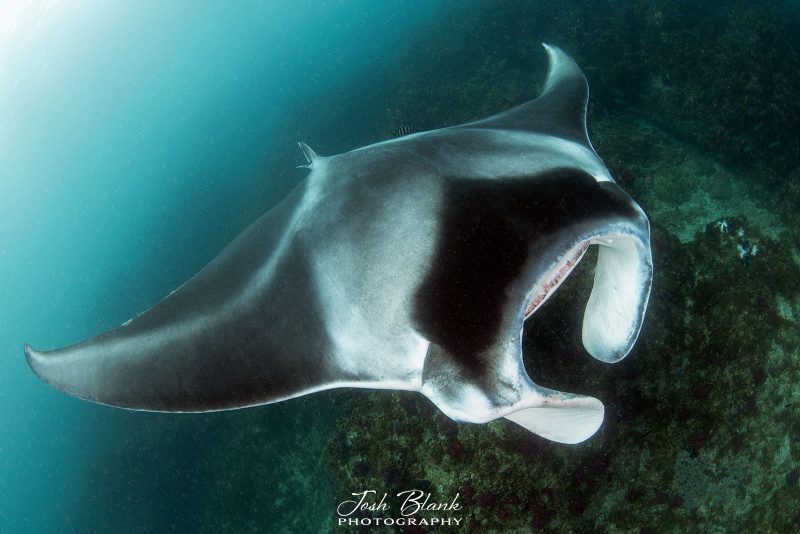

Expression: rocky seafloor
xmin=323 ymin=1 xmax=800 ymax=532
xmin=327 ymin=124 xmax=800 ymax=532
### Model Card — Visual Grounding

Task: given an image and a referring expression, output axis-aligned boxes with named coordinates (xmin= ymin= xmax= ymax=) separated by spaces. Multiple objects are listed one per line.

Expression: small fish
xmin=392 ymin=125 xmax=415 ymax=137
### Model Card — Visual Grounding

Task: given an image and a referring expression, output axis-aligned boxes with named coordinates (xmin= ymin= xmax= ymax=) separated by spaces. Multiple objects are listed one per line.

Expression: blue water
xmin=0 ymin=1 xmax=444 ymax=531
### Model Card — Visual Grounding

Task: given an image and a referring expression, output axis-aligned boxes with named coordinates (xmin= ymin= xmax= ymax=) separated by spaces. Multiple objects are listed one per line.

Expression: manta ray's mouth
xmin=523 ymin=241 xmax=590 ymax=319
xmin=520 ymin=231 xmax=652 ymax=364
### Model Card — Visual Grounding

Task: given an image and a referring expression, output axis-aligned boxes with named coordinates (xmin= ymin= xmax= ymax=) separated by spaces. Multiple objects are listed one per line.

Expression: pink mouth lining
xmin=524 ymin=241 xmax=590 ymax=319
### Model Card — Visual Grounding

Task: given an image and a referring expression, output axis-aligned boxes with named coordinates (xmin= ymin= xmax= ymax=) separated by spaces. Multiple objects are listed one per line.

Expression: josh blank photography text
xmin=337 ymin=490 xmax=463 ymax=527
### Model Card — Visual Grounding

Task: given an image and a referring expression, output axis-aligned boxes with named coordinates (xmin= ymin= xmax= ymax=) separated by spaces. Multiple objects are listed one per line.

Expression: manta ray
xmin=24 ymin=44 xmax=652 ymax=444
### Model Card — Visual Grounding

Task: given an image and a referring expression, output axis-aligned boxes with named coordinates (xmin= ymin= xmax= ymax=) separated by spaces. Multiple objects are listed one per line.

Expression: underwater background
xmin=1 ymin=0 xmax=799 ymax=532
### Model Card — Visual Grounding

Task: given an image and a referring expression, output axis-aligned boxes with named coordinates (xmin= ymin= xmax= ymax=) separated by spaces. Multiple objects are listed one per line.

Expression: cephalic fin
xmin=504 ymin=393 xmax=604 ymax=444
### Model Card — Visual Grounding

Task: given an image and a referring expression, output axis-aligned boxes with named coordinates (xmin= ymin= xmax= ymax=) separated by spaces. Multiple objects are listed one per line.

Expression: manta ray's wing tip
xmin=541 ymin=42 xmax=565 ymax=58
xmin=24 ymin=343 xmax=47 ymax=381
xmin=23 ymin=343 xmax=37 ymax=365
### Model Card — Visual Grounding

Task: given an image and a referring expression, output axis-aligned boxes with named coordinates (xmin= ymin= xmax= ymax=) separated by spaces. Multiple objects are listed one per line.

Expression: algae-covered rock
xmin=325 ymin=3 xmax=800 ymax=529
xmin=328 ymin=217 xmax=800 ymax=532
xmin=293 ymin=1 xmax=800 ymax=530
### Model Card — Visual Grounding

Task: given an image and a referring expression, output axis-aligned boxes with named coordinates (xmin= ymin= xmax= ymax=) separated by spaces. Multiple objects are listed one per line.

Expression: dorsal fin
xmin=469 ymin=43 xmax=590 ymax=146
xmin=297 ymin=142 xmax=320 ymax=169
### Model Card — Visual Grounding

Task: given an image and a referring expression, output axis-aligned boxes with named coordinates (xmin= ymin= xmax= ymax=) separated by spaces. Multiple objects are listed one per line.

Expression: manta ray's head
xmin=414 ymin=162 xmax=652 ymax=443
xmin=412 ymin=43 xmax=652 ymax=370
xmin=417 ymin=167 xmax=652 ymax=367
xmin=517 ymin=172 xmax=652 ymax=364
xmin=521 ymin=184 xmax=652 ymax=363
xmin=413 ymin=45 xmax=652 ymax=442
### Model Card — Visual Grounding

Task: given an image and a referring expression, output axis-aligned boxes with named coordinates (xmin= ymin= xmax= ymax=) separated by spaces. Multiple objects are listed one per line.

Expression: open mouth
xmin=523 ymin=240 xmax=590 ymax=320
xmin=519 ymin=231 xmax=652 ymax=364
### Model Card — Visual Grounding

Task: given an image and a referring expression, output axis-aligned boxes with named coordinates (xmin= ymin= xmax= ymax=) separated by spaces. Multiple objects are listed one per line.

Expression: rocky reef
xmin=327 ymin=1 xmax=800 ymax=531
xmin=329 ymin=213 xmax=800 ymax=531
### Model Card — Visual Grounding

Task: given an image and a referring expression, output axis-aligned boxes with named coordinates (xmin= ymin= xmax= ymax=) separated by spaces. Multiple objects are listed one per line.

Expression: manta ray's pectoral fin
xmin=469 ymin=43 xmax=591 ymax=147
xmin=22 ymin=183 xmax=340 ymax=412
xmin=419 ymin=343 xmax=604 ymax=444
xmin=297 ymin=141 xmax=321 ymax=169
